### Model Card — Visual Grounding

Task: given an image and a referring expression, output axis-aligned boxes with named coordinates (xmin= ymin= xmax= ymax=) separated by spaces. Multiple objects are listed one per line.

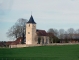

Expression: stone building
xmin=26 ymin=15 xmax=50 ymax=45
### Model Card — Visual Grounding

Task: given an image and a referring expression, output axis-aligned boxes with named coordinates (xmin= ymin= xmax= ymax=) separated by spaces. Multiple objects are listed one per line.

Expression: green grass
xmin=0 ymin=44 xmax=79 ymax=60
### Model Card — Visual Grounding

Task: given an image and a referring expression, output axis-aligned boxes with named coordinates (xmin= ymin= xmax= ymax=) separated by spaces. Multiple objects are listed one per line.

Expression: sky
xmin=0 ymin=0 xmax=79 ymax=41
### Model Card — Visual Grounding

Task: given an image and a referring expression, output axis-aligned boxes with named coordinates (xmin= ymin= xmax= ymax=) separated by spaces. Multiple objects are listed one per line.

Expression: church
xmin=5 ymin=15 xmax=54 ymax=47
xmin=2 ymin=15 xmax=79 ymax=48
xmin=26 ymin=15 xmax=50 ymax=45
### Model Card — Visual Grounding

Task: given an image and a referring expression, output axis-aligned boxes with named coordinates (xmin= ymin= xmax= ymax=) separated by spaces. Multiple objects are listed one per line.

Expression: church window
xmin=34 ymin=25 xmax=35 ymax=27
xmin=28 ymin=32 xmax=30 ymax=34
xmin=29 ymin=24 xmax=30 ymax=27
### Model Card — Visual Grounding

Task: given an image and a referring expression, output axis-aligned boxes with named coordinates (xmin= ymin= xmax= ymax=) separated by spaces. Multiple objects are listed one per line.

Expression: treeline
xmin=6 ymin=18 xmax=79 ymax=43
xmin=47 ymin=28 xmax=79 ymax=43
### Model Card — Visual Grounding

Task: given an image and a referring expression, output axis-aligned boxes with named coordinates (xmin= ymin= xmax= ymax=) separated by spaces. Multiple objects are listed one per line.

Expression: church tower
xmin=26 ymin=15 xmax=36 ymax=44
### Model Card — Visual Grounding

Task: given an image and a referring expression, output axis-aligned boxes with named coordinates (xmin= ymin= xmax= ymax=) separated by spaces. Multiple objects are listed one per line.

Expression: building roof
xmin=6 ymin=37 xmax=22 ymax=45
xmin=36 ymin=29 xmax=47 ymax=36
xmin=11 ymin=37 xmax=22 ymax=45
xmin=27 ymin=15 xmax=36 ymax=24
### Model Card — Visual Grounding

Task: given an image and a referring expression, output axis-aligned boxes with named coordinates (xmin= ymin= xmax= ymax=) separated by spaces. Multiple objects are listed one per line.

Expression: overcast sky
xmin=0 ymin=0 xmax=79 ymax=41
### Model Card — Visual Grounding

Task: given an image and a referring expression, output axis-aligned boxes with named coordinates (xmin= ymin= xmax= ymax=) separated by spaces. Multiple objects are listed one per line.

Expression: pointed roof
xmin=27 ymin=15 xmax=36 ymax=24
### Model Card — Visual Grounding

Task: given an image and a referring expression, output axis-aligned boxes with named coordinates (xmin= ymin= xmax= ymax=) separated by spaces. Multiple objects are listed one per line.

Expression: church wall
xmin=36 ymin=36 xmax=50 ymax=44
xmin=10 ymin=43 xmax=79 ymax=48
xmin=26 ymin=23 xmax=36 ymax=44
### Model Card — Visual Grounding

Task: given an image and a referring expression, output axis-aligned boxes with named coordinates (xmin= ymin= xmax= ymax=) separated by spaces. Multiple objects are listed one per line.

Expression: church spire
xmin=27 ymin=15 xmax=36 ymax=24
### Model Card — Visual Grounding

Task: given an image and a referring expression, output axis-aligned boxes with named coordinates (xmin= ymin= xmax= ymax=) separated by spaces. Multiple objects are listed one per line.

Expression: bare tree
xmin=75 ymin=29 xmax=79 ymax=34
xmin=74 ymin=29 xmax=79 ymax=39
xmin=47 ymin=28 xmax=59 ymax=37
xmin=47 ymin=28 xmax=59 ymax=43
xmin=59 ymin=29 xmax=65 ymax=39
xmin=7 ymin=18 xmax=28 ymax=43
xmin=59 ymin=29 xmax=65 ymax=43
xmin=67 ymin=28 xmax=75 ymax=40
xmin=64 ymin=31 xmax=69 ymax=43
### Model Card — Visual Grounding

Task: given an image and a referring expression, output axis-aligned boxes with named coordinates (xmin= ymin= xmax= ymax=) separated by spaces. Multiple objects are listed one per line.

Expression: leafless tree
xmin=47 ymin=28 xmax=59 ymax=37
xmin=75 ymin=29 xmax=79 ymax=34
xmin=67 ymin=28 xmax=75 ymax=40
xmin=7 ymin=18 xmax=28 ymax=43
xmin=47 ymin=28 xmax=59 ymax=43
xmin=64 ymin=31 xmax=69 ymax=43
xmin=74 ymin=29 xmax=79 ymax=39
xmin=59 ymin=29 xmax=65 ymax=39
xmin=59 ymin=29 xmax=65 ymax=43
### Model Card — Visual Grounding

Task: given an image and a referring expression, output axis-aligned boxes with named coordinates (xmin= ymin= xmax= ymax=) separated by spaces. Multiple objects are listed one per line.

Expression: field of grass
xmin=0 ymin=44 xmax=79 ymax=60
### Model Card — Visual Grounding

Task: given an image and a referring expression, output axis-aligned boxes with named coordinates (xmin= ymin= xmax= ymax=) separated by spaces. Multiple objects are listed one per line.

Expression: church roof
xmin=36 ymin=29 xmax=47 ymax=36
xmin=27 ymin=15 xmax=36 ymax=24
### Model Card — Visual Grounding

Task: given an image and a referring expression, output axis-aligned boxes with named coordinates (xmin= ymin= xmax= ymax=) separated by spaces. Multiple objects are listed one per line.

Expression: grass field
xmin=0 ymin=44 xmax=79 ymax=60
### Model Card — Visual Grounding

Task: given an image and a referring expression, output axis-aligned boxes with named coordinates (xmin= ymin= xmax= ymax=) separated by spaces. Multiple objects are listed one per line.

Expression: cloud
xmin=0 ymin=0 xmax=13 ymax=10
xmin=0 ymin=0 xmax=79 ymax=41
xmin=11 ymin=0 xmax=79 ymax=11
xmin=0 ymin=10 xmax=29 ymax=23
xmin=9 ymin=0 xmax=79 ymax=24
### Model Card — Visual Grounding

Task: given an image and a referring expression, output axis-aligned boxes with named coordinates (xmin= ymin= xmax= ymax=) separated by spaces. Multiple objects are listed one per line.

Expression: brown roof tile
xmin=11 ymin=37 xmax=22 ymax=45
xmin=36 ymin=29 xmax=47 ymax=36
xmin=6 ymin=37 xmax=22 ymax=45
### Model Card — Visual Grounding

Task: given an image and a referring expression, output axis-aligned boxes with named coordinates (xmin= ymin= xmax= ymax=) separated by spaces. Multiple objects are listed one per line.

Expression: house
xmin=59 ymin=34 xmax=79 ymax=43
xmin=6 ymin=37 xmax=22 ymax=46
